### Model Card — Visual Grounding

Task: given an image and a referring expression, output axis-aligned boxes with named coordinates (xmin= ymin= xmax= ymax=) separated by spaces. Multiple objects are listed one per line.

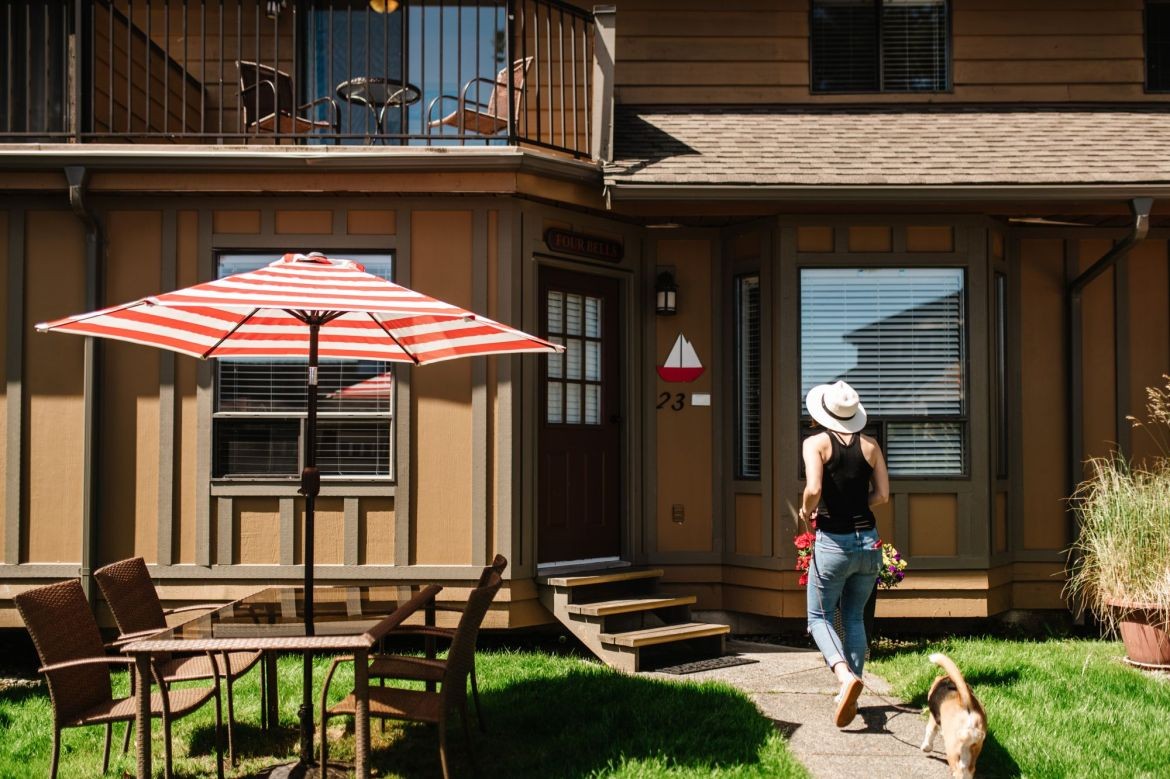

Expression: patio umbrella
xmin=36 ymin=251 xmax=562 ymax=768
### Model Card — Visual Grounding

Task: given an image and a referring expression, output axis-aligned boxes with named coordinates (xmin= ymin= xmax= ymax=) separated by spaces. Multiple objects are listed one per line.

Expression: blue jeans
xmin=806 ymin=527 xmax=881 ymax=677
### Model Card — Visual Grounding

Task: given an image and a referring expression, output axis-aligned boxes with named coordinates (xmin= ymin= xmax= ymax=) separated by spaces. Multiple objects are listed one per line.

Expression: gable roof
xmin=604 ymin=105 xmax=1170 ymax=196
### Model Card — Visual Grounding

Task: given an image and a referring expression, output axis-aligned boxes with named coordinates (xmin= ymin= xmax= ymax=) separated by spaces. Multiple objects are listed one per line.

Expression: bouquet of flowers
xmin=793 ymin=527 xmax=816 ymax=586
xmin=792 ymin=511 xmax=908 ymax=589
xmin=877 ymin=541 xmax=907 ymax=589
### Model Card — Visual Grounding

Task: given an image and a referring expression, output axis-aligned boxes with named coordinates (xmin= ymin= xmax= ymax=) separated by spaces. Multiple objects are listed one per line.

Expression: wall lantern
xmin=370 ymin=0 xmax=401 ymax=12
xmin=655 ymin=270 xmax=678 ymax=316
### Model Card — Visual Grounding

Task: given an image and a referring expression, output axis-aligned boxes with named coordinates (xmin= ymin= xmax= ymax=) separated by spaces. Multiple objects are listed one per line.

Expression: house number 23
xmin=657 ymin=392 xmax=685 ymax=411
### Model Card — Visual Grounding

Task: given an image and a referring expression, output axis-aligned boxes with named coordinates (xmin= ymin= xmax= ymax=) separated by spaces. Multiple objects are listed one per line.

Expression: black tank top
xmin=816 ymin=431 xmax=876 ymax=533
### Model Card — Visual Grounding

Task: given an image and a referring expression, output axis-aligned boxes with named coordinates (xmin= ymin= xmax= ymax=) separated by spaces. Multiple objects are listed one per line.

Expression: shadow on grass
xmin=188 ymin=721 xmax=300 ymax=760
xmin=352 ymin=668 xmax=773 ymax=778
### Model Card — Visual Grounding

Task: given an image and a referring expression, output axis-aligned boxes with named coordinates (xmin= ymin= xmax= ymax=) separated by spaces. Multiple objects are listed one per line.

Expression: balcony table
xmin=335 ymin=77 xmax=422 ymax=141
xmin=122 ymin=584 xmax=440 ymax=779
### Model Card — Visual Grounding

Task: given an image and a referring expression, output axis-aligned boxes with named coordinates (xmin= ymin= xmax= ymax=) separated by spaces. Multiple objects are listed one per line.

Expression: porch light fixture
xmin=655 ymin=270 xmax=678 ymax=316
xmin=370 ymin=0 xmax=401 ymax=12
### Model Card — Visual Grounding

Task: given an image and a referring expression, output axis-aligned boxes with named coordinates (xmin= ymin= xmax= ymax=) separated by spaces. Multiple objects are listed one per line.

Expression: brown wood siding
xmin=655 ymin=238 xmax=713 ymax=553
xmin=411 ymin=210 xmax=474 ymax=565
xmin=110 ymin=0 xmax=291 ymax=139
xmin=94 ymin=3 xmax=205 ymax=138
xmin=24 ymin=212 xmax=87 ymax=563
xmin=1079 ymin=238 xmax=1117 ymax=467
xmin=100 ymin=211 xmax=163 ymax=564
xmin=734 ymin=493 xmax=762 ymax=556
xmin=1018 ymin=238 xmax=1068 ymax=552
xmin=613 ymin=0 xmax=1163 ymax=104
xmin=1126 ymin=240 xmax=1170 ymax=468
xmin=176 ymin=210 xmax=200 ymax=564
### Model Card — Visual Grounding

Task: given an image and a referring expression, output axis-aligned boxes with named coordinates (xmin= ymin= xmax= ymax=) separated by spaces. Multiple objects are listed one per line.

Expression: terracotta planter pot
xmin=1108 ymin=600 xmax=1170 ymax=669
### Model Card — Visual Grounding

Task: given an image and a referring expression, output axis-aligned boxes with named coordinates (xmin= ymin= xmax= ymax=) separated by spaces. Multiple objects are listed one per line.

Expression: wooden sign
xmin=544 ymin=228 xmax=624 ymax=262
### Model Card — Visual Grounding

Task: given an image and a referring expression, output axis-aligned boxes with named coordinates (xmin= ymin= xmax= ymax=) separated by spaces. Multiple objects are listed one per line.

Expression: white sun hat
xmin=806 ymin=380 xmax=867 ymax=434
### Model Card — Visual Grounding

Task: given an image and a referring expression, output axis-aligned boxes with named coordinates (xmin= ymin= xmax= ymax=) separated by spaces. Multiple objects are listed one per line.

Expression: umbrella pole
xmin=298 ymin=319 xmax=322 ymax=766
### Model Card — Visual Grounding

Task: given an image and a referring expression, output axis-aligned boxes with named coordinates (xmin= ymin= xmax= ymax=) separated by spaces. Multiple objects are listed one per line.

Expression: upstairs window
xmin=811 ymin=0 xmax=950 ymax=94
xmin=1147 ymin=1 xmax=1170 ymax=91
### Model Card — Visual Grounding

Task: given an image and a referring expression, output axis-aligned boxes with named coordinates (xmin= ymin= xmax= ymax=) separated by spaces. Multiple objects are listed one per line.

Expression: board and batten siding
xmin=0 ymin=198 xmax=531 ymax=627
xmin=613 ymin=0 xmax=1160 ymax=104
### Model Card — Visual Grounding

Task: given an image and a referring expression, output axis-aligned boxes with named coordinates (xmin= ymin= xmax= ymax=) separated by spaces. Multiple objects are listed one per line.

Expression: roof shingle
xmin=604 ymin=105 xmax=1170 ymax=188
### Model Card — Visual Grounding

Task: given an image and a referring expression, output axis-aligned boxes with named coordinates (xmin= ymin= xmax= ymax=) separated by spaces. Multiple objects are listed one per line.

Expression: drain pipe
xmin=66 ymin=166 xmax=105 ymax=603
xmin=1065 ymin=197 xmax=1152 ymax=537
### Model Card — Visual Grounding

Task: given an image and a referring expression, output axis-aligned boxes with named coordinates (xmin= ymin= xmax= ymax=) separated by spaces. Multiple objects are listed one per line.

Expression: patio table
xmin=122 ymin=584 xmax=439 ymax=779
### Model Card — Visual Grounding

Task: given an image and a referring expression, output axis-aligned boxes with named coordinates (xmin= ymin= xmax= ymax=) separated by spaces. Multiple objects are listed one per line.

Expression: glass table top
xmin=159 ymin=585 xmax=429 ymax=643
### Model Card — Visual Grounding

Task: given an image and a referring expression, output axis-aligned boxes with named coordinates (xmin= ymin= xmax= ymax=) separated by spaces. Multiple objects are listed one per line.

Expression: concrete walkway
xmin=647 ymin=640 xmax=953 ymax=778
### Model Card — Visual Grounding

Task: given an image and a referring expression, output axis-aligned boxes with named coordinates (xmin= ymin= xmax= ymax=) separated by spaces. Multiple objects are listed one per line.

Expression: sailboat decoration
xmin=658 ymin=333 xmax=704 ymax=382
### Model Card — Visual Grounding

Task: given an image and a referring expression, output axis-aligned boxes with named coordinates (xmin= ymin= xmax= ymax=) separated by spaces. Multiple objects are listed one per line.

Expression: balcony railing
xmin=0 ymin=0 xmax=597 ymax=157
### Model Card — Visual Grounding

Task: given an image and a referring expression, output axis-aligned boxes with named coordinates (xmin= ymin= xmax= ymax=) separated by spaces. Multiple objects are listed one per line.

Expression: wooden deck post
xmin=591 ymin=6 xmax=617 ymax=163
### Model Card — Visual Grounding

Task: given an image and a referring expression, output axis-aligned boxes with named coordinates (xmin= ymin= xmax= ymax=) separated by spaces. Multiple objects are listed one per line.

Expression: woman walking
xmin=799 ymin=380 xmax=889 ymax=728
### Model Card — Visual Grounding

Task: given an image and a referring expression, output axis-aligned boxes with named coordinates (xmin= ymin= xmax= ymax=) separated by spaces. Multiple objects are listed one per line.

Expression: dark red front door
xmin=537 ymin=268 xmax=622 ymax=563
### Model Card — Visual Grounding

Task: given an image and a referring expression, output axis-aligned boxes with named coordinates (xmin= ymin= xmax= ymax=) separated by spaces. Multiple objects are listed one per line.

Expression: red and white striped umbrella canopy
xmin=36 ymin=252 xmax=562 ymax=363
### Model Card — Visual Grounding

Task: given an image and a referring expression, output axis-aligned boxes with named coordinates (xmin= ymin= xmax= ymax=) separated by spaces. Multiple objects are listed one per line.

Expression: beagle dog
xmin=921 ymin=653 xmax=986 ymax=779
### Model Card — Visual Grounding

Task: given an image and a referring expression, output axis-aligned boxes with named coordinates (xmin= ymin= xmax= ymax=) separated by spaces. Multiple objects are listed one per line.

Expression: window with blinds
xmin=811 ymin=0 xmax=949 ymax=94
xmin=212 ymin=253 xmax=395 ymax=479
xmin=800 ymin=267 xmax=966 ymax=477
xmin=736 ymin=275 xmax=761 ymax=480
xmin=1147 ymin=1 xmax=1170 ymax=91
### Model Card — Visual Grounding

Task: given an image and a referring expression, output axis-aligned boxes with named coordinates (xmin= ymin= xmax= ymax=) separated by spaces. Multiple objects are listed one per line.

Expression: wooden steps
xmin=600 ymin=622 xmax=729 ymax=648
xmin=567 ymin=594 xmax=696 ymax=617
xmin=537 ymin=567 xmax=730 ymax=672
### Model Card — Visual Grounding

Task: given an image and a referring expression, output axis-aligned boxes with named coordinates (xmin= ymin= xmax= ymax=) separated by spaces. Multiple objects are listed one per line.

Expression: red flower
xmin=795 ymin=555 xmax=810 ymax=572
xmin=798 ymin=572 xmax=809 ymax=586
xmin=793 ymin=532 xmax=815 ymax=551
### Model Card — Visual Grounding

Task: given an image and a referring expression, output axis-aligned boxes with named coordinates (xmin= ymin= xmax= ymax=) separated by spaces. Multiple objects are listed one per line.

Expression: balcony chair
xmin=375 ymin=554 xmax=507 ymax=733
xmin=14 ymin=579 xmax=224 ymax=779
xmin=426 ymin=57 xmax=534 ymax=138
xmin=319 ymin=571 xmax=503 ymax=779
xmin=94 ymin=556 xmax=264 ymax=765
xmin=236 ymin=60 xmax=340 ymax=142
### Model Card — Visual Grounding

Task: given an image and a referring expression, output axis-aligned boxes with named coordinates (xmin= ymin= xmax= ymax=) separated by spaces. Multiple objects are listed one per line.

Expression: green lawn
xmin=867 ymin=636 xmax=1170 ymax=778
xmin=0 ymin=649 xmax=808 ymax=779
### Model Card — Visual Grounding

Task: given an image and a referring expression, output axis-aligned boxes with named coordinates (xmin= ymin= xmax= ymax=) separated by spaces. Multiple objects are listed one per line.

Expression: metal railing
xmin=0 ymin=0 xmax=594 ymax=157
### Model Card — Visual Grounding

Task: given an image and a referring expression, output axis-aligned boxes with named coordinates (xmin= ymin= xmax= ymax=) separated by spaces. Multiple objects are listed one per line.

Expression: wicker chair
xmin=375 ymin=554 xmax=507 ymax=732
xmin=236 ymin=59 xmax=340 ymax=141
xmin=94 ymin=556 xmax=264 ymax=764
xmin=320 ymin=571 xmax=503 ymax=778
xmin=426 ymin=58 xmax=533 ymax=137
xmin=14 ymin=579 xmax=224 ymax=779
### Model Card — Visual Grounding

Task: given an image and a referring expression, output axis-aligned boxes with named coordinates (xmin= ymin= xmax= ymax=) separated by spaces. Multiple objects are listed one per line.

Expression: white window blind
xmin=811 ymin=0 xmax=949 ymax=94
xmin=881 ymin=0 xmax=948 ymax=92
xmin=737 ymin=275 xmax=762 ymax=480
xmin=213 ymin=253 xmax=395 ymax=478
xmin=801 ymin=267 xmax=965 ymax=476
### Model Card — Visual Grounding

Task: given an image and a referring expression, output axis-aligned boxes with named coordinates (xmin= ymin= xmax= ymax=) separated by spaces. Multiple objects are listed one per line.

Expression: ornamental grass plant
xmin=1065 ymin=376 xmax=1170 ymax=635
